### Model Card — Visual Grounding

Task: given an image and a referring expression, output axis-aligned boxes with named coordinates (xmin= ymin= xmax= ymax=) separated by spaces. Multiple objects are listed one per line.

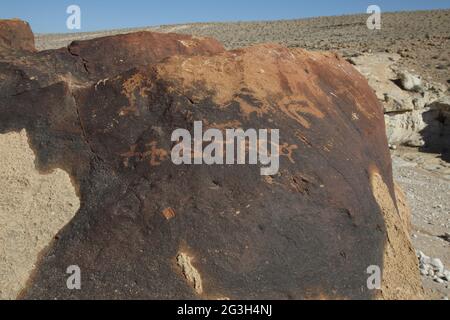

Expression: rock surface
xmin=398 ymin=71 xmax=423 ymax=92
xmin=349 ymin=53 xmax=415 ymax=113
xmin=67 ymin=31 xmax=225 ymax=80
xmin=349 ymin=52 xmax=448 ymax=155
xmin=0 ymin=20 xmax=423 ymax=299
xmin=0 ymin=19 xmax=35 ymax=55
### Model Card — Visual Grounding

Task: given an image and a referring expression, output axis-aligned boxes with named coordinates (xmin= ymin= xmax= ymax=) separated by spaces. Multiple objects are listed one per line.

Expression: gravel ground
xmin=392 ymin=148 xmax=450 ymax=300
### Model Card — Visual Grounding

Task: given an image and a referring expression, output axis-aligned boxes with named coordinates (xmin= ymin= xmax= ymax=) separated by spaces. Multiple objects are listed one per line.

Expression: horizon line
xmin=30 ymin=8 xmax=450 ymax=36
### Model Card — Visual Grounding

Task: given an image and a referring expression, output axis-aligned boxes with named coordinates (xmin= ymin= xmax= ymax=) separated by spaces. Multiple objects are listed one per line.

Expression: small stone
xmin=397 ymin=71 xmax=423 ymax=92
xmin=431 ymin=258 xmax=444 ymax=273
xmin=435 ymin=278 xmax=444 ymax=284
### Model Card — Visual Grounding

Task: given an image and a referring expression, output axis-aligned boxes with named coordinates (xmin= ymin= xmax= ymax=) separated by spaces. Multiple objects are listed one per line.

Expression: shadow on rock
xmin=419 ymin=98 xmax=450 ymax=162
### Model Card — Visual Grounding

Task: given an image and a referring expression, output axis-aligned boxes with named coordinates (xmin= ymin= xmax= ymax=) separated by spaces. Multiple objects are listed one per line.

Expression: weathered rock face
xmin=0 ymin=30 xmax=224 ymax=98
xmin=348 ymin=52 xmax=447 ymax=149
xmin=349 ymin=53 xmax=416 ymax=114
xmin=384 ymin=111 xmax=427 ymax=147
xmin=0 ymin=20 xmax=423 ymax=299
xmin=0 ymin=19 xmax=35 ymax=55
xmin=67 ymin=31 xmax=225 ymax=80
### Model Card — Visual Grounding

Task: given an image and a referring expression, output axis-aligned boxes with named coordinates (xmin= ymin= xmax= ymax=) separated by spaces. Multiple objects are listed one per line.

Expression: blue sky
xmin=1 ymin=0 xmax=449 ymax=33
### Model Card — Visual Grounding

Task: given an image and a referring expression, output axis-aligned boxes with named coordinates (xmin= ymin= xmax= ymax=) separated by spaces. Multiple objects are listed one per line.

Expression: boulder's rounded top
xmin=0 ymin=19 xmax=36 ymax=54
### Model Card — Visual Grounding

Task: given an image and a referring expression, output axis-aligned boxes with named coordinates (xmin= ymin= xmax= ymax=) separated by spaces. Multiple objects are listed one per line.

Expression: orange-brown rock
xmin=67 ymin=31 xmax=225 ymax=79
xmin=0 ymin=21 xmax=224 ymax=97
xmin=0 ymin=22 xmax=423 ymax=299
xmin=0 ymin=19 xmax=35 ymax=55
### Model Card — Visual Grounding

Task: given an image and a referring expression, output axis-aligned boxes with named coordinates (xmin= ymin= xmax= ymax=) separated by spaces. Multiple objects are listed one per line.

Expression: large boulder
xmin=0 ymin=19 xmax=35 ymax=55
xmin=0 ymin=23 xmax=423 ymax=299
